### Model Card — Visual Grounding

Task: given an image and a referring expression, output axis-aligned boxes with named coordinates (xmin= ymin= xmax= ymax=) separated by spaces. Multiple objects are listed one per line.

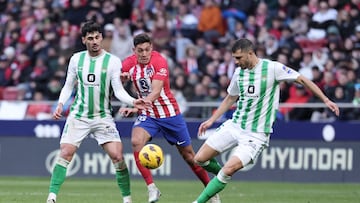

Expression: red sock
xmin=190 ymin=164 xmax=210 ymax=186
xmin=134 ymin=151 xmax=153 ymax=185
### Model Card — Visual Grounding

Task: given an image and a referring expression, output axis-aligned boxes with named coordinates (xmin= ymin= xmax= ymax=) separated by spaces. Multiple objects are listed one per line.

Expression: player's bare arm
xmin=198 ymin=94 xmax=239 ymax=136
xmin=295 ymin=75 xmax=340 ymax=116
xmin=144 ymin=79 xmax=163 ymax=103
xmin=52 ymin=103 xmax=63 ymax=120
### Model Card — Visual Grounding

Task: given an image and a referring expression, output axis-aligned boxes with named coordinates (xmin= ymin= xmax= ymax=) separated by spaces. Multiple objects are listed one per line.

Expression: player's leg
xmin=194 ymin=128 xmax=268 ymax=203
xmin=194 ymin=156 xmax=243 ymax=203
xmin=193 ymin=143 xmax=222 ymax=175
xmin=131 ymin=115 xmax=161 ymax=203
xmin=194 ymin=120 xmax=237 ymax=175
xmin=47 ymin=143 xmax=77 ymax=203
xmin=47 ymin=117 xmax=89 ymax=203
xmin=176 ymin=144 xmax=211 ymax=186
xmin=93 ymin=117 xmax=132 ymax=203
xmin=176 ymin=144 xmax=221 ymax=203
xmin=102 ymin=141 xmax=131 ymax=203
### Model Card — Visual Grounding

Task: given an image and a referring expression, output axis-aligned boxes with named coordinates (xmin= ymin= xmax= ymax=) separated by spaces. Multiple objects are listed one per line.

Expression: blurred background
xmin=0 ymin=0 xmax=359 ymax=183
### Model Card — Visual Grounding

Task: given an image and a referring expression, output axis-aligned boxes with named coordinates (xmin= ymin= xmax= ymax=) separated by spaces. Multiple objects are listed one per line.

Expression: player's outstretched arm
xmin=295 ymin=75 xmax=340 ymax=116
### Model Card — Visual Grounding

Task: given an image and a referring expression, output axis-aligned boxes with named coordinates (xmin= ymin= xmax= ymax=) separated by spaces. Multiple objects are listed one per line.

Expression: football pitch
xmin=0 ymin=177 xmax=359 ymax=203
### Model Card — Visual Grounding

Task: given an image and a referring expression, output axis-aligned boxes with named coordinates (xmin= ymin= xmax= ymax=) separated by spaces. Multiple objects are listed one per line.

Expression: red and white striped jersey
xmin=122 ymin=51 xmax=180 ymax=118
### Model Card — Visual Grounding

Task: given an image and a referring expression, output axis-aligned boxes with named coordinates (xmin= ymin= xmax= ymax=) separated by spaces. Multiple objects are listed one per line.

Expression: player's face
xmin=232 ymin=49 xmax=251 ymax=69
xmin=82 ymin=31 xmax=103 ymax=56
xmin=134 ymin=42 xmax=152 ymax=64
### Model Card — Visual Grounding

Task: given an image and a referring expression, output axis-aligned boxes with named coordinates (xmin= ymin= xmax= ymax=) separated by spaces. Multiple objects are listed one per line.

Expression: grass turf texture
xmin=0 ymin=177 xmax=359 ymax=203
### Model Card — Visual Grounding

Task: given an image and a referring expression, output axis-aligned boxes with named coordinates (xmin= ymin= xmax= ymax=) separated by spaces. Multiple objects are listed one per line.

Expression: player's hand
xmin=198 ymin=119 xmax=214 ymax=137
xmin=325 ymin=99 xmax=340 ymax=116
xmin=119 ymin=107 xmax=138 ymax=117
xmin=120 ymin=72 xmax=130 ymax=83
xmin=133 ymin=98 xmax=152 ymax=110
xmin=53 ymin=103 xmax=63 ymax=120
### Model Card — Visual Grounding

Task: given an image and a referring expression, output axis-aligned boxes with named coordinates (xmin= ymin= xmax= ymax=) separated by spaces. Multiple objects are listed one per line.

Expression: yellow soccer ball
xmin=139 ymin=144 xmax=164 ymax=169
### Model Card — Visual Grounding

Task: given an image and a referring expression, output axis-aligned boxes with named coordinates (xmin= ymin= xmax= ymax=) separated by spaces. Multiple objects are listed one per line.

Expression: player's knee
xmin=59 ymin=149 xmax=75 ymax=161
xmin=109 ymin=153 xmax=124 ymax=163
xmin=131 ymin=133 xmax=148 ymax=149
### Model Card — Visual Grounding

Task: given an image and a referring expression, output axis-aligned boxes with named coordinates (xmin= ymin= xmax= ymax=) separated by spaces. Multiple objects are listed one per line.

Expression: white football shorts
xmin=60 ymin=116 xmax=121 ymax=147
xmin=206 ymin=120 xmax=269 ymax=167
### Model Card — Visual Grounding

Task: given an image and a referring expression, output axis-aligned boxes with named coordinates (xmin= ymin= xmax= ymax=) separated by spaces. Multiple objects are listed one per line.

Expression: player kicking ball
xmin=192 ymin=38 xmax=339 ymax=203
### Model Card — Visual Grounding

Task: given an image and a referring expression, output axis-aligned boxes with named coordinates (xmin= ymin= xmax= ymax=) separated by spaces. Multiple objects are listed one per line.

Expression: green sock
xmin=197 ymin=177 xmax=226 ymax=203
xmin=49 ymin=164 xmax=67 ymax=194
xmin=202 ymin=158 xmax=222 ymax=175
xmin=116 ymin=167 xmax=131 ymax=197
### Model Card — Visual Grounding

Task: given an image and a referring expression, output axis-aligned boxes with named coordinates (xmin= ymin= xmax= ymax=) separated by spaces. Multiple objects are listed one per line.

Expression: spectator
xmin=186 ymin=83 xmax=207 ymax=118
xmin=197 ymin=0 xmax=225 ymax=43
xmin=151 ymin=15 xmax=171 ymax=51
xmin=279 ymin=84 xmax=312 ymax=120
xmin=102 ymin=23 xmax=115 ymax=52
xmin=110 ymin=21 xmax=133 ymax=60
xmin=181 ymin=45 xmax=200 ymax=75
xmin=217 ymin=50 xmax=235 ymax=78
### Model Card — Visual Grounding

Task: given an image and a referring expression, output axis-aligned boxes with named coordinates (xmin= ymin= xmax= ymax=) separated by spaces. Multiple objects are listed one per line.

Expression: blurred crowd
xmin=0 ymin=0 xmax=360 ymax=121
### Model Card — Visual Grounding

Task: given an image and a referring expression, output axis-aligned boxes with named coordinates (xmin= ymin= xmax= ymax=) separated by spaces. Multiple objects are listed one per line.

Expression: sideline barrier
xmin=0 ymin=120 xmax=359 ymax=182
xmin=0 ymin=137 xmax=358 ymax=182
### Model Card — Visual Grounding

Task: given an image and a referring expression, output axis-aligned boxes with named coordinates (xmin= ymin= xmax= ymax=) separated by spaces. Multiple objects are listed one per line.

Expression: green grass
xmin=0 ymin=177 xmax=359 ymax=203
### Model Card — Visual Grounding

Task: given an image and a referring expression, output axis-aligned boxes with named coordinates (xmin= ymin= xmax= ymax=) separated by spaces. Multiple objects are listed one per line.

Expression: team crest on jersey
xmin=145 ymin=66 xmax=154 ymax=77
xmin=282 ymin=66 xmax=292 ymax=74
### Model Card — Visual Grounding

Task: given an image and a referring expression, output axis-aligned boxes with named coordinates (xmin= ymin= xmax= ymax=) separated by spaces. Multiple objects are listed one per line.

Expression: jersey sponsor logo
xmin=245 ymin=85 xmax=259 ymax=98
xmin=139 ymin=78 xmax=150 ymax=92
xmin=248 ymin=85 xmax=255 ymax=94
xmin=87 ymin=74 xmax=96 ymax=82
xmin=157 ymin=68 xmax=167 ymax=76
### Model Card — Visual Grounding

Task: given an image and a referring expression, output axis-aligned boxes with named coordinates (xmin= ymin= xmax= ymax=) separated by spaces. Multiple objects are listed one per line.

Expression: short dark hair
xmin=133 ymin=33 xmax=152 ymax=47
xmin=81 ymin=21 xmax=102 ymax=37
xmin=231 ymin=38 xmax=255 ymax=53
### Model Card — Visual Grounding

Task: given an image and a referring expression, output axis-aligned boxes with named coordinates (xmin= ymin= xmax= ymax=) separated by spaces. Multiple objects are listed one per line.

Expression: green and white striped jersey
xmin=228 ymin=59 xmax=300 ymax=134
xmin=58 ymin=50 xmax=135 ymax=120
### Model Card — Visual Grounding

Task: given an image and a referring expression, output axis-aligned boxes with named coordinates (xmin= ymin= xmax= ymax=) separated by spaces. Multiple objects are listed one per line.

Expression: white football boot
xmin=148 ymin=184 xmax=161 ymax=203
xmin=209 ymin=193 xmax=221 ymax=203
xmin=46 ymin=193 xmax=56 ymax=203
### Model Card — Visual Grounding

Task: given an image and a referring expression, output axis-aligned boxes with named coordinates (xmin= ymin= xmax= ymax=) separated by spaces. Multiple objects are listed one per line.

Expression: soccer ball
xmin=139 ymin=144 xmax=164 ymax=169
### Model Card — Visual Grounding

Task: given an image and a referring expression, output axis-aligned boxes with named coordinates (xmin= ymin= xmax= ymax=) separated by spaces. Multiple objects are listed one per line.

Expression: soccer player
xmin=191 ymin=38 xmax=340 ymax=203
xmin=46 ymin=21 xmax=149 ymax=203
xmin=119 ymin=33 xmax=220 ymax=203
